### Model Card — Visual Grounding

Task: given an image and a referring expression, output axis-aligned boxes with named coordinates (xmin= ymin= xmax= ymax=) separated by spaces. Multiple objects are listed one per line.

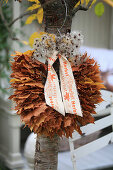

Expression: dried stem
xmin=8 ymin=10 xmax=36 ymax=27
xmin=9 ymin=0 xmax=56 ymax=27
xmin=72 ymin=0 xmax=94 ymax=16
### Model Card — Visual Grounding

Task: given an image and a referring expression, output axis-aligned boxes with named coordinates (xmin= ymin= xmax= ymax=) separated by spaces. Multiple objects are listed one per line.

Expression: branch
xmin=1 ymin=0 xmax=56 ymax=42
xmin=72 ymin=0 xmax=94 ymax=17
xmin=0 ymin=1 xmax=20 ymax=41
xmin=9 ymin=0 xmax=56 ymax=27
xmin=8 ymin=10 xmax=36 ymax=27
xmin=8 ymin=0 xmax=80 ymax=27
xmin=79 ymin=0 xmax=94 ymax=10
xmin=68 ymin=0 xmax=80 ymax=9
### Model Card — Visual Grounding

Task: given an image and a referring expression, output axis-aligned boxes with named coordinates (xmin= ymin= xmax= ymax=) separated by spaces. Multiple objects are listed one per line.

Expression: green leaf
xmin=95 ymin=2 xmax=104 ymax=17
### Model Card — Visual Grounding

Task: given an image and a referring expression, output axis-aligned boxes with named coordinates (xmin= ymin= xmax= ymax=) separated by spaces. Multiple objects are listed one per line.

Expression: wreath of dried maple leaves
xmin=9 ymin=50 xmax=105 ymax=138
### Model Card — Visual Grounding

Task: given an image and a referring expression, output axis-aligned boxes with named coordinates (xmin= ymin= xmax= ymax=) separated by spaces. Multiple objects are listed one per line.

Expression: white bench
xmin=69 ymin=90 xmax=113 ymax=170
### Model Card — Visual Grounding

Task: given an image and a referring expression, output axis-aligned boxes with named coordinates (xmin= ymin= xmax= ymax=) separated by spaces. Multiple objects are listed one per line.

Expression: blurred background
xmin=0 ymin=0 xmax=113 ymax=170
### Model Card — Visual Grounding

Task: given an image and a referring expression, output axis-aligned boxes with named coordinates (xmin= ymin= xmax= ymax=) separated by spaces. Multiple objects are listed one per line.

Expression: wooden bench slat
xmin=71 ymin=132 xmax=113 ymax=160
xmin=70 ymin=114 xmax=113 ymax=141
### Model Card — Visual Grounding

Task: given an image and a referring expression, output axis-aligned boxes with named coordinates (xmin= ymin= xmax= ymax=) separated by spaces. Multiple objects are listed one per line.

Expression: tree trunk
xmin=34 ymin=135 xmax=59 ymax=170
xmin=34 ymin=0 xmax=78 ymax=169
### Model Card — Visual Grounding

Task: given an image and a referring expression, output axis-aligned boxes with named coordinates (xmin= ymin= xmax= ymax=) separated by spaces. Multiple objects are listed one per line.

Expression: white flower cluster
xmin=56 ymin=31 xmax=83 ymax=57
xmin=33 ymin=31 xmax=83 ymax=60
xmin=33 ymin=34 xmax=56 ymax=60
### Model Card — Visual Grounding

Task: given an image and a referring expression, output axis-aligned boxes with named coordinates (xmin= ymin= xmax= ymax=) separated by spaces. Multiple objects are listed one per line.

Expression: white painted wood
xmin=71 ymin=114 xmax=113 ymax=142
xmin=95 ymin=90 xmax=113 ymax=116
xmin=94 ymin=108 xmax=111 ymax=117
xmin=81 ymin=115 xmax=113 ymax=134
xmin=0 ymin=2 xmax=24 ymax=169
xmin=71 ymin=132 xmax=113 ymax=160
xmin=111 ymin=93 xmax=113 ymax=142
xmin=95 ymin=108 xmax=111 ymax=116
xmin=0 ymin=98 xmax=24 ymax=169
xmin=69 ymin=90 xmax=113 ymax=170
xmin=69 ymin=141 xmax=77 ymax=169
xmin=69 ymin=140 xmax=75 ymax=151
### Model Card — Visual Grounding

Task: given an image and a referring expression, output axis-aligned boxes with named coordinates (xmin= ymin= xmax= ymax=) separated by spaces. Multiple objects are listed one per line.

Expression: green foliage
xmin=0 ymin=160 xmax=10 ymax=170
xmin=0 ymin=2 xmax=12 ymax=95
xmin=95 ymin=2 xmax=105 ymax=17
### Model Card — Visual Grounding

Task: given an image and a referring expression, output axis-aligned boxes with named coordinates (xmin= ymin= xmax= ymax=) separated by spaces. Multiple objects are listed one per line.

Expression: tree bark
xmin=34 ymin=1 xmax=78 ymax=170
xmin=43 ymin=0 xmax=78 ymax=35
xmin=34 ymin=135 xmax=59 ymax=170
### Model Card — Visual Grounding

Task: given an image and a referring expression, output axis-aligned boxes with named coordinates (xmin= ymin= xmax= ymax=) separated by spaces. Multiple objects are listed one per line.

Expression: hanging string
xmin=57 ymin=0 xmax=68 ymax=36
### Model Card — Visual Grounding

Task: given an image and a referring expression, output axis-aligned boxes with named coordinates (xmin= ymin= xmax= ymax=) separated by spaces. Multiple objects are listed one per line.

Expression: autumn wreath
xmin=9 ymin=32 xmax=105 ymax=138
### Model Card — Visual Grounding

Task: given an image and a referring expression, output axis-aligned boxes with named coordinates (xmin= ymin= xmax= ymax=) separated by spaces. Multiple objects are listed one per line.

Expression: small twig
xmin=8 ymin=10 xmax=36 ymax=27
xmin=9 ymin=0 xmax=57 ymax=27
xmin=72 ymin=0 xmax=94 ymax=16
xmin=0 ymin=1 xmax=20 ymax=41
xmin=79 ymin=0 xmax=94 ymax=10
xmin=1 ymin=0 xmax=56 ymax=42
xmin=66 ymin=0 xmax=80 ymax=9
xmin=7 ymin=0 xmax=80 ymax=28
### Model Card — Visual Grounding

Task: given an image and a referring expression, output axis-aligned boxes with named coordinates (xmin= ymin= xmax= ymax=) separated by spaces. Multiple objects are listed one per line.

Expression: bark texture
xmin=34 ymin=0 xmax=78 ymax=169
xmin=34 ymin=135 xmax=59 ymax=170
xmin=43 ymin=0 xmax=79 ymax=35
